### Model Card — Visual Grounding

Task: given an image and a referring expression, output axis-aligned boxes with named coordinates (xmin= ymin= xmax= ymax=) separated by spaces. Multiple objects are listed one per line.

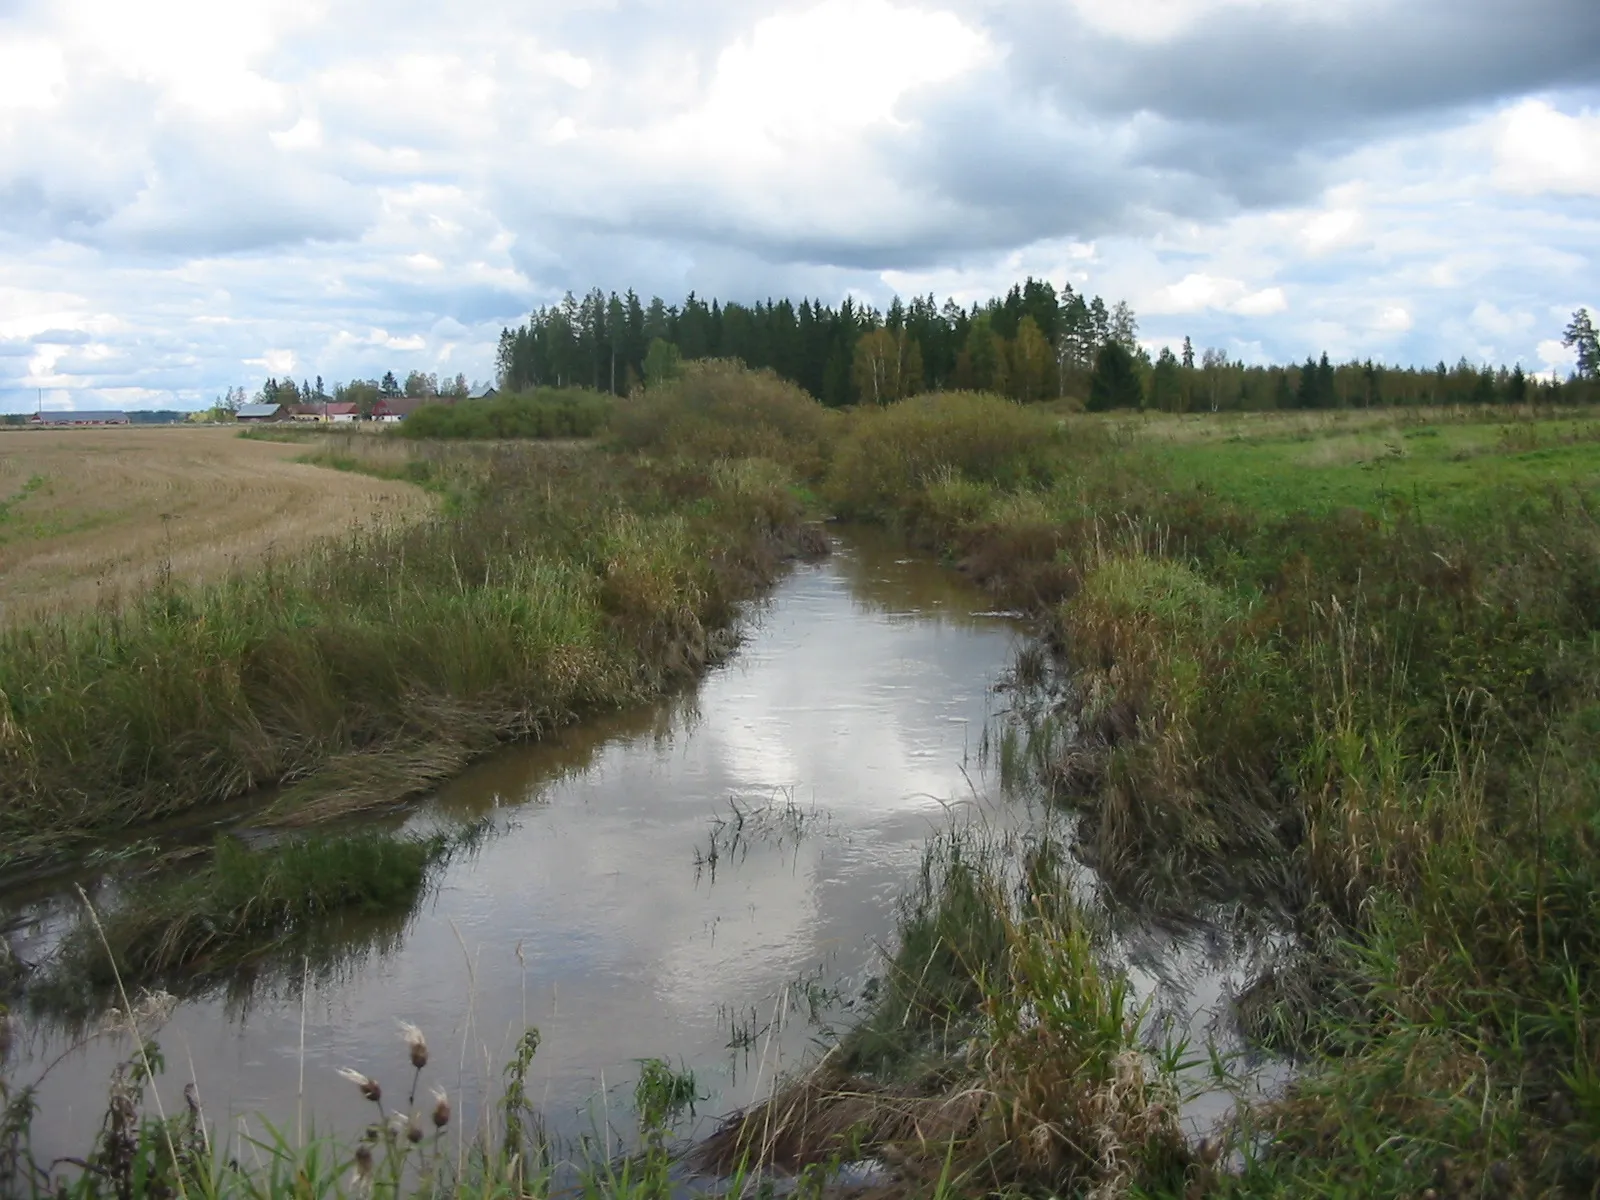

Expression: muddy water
xmin=4 ymin=532 xmax=1029 ymax=1159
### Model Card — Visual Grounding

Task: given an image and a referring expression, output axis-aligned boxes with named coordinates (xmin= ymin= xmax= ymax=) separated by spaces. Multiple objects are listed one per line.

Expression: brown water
xmin=3 ymin=532 xmax=1030 ymax=1159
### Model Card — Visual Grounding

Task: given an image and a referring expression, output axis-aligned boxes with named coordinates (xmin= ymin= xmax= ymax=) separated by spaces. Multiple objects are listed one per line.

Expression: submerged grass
xmin=24 ymin=827 xmax=478 ymax=1015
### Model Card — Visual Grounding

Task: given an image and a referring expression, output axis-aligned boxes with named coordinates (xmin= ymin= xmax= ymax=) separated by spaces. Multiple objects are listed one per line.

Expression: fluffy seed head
xmin=431 ymin=1087 xmax=451 ymax=1129
xmin=399 ymin=1021 xmax=428 ymax=1070
xmin=352 ymin=1141 xmax=373 ymax=1180
xmin=407 ymin=1119 xmax=424 ymax=1145
xmin=338 ymin=1067 xmax=382 ymax=1104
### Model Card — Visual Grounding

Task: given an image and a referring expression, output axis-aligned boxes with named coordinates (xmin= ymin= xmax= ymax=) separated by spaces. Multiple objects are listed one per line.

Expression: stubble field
xmin=0 ymin=426 xmax=433 ymax=624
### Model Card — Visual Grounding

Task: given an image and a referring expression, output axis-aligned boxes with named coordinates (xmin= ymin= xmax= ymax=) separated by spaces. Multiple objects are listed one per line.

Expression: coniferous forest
xmin=494 ymin=281 xmax=1600 ymax=410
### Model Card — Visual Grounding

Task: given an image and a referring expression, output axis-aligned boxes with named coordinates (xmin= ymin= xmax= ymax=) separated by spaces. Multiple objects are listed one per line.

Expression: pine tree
xmin=1564 ymin=309 xmax=1599 ymax=379
xmin=1181 ymin=336 xmax=1194 ymax=370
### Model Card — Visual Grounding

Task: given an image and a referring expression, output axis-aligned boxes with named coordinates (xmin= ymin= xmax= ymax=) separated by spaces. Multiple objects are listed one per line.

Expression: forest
xmin=494 ymin=282 xmax=1600 ymax=412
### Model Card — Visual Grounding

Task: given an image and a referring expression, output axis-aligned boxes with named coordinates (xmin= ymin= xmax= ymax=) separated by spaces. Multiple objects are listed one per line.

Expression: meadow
xmin=5 ymin=384 xmax=1600 ymax=1197
xmin=0 ymin=428 xmax=433 ymax=625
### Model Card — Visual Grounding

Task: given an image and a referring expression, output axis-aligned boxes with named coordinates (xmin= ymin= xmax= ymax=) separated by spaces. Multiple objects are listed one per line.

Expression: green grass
xmin=1154 ymin=414 xmax=1600 ymax=522
xmin=812 ymin=398 xmax=1600 ymax=1194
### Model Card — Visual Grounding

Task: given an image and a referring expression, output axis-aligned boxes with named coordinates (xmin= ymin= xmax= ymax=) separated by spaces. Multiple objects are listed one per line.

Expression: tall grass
xmin=823 ymin=397 xmax=1600 ymax=1192
xmin=0 ymin=437 xmax=820 ymax=875
xmin=699 ymin=823 xmax=1196 ymax=1197
xmin=28 ymin=827 xmax=480 ymax=1016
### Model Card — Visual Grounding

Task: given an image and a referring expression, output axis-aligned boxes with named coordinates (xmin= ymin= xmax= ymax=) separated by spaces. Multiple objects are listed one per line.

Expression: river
xmin=3 ymin=531 xmax=1029 ymax=1164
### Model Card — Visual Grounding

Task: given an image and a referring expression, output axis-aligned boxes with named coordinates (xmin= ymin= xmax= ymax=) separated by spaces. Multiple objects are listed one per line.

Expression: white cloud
xmin=1493 ymin=99 xmax=1600 ymax=196
xmin=1065 ymin=0 xmax=1322 ymax=42
xmin=1147 ymin=274 xmax=1287 ymax=316
xmin=1374 ymin=305 xmax=1413 ymax=334
xmin=1538 ymin=337 xmax=1577 ymax=375
xmin=1301 ymin=207 xmax=1365 ymax=254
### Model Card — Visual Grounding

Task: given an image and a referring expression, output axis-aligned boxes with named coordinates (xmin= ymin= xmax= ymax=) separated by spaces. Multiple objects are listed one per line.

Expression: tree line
xmin=495 ymin=284 xmax=1600 ymax=412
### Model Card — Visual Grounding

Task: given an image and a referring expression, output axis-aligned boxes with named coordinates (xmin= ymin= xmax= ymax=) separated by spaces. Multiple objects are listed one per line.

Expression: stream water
xmin=1 ymin=530 xmax=1287 ymax=1173
xmin=3 ymin=532 xmax=1031 ymax=1163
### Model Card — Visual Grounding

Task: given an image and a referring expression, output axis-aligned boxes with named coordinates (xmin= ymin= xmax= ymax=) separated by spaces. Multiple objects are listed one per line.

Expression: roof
xmin=323 ymin=401 xmax=361 ymax=416
xmin=31 ymin=410 xmax=130 ymax=424
xmin=376 ymin=396 xmax=439 ymax=417
xmin=236 ymin=403 xmax=281 ymax=418
xmin=467 ymin=385 xmax=497 ymax=400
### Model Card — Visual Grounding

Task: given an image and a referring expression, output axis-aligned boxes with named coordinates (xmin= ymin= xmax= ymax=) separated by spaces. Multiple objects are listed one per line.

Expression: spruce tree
xmin=1088 ymin=341 xmax=1143 ymax=411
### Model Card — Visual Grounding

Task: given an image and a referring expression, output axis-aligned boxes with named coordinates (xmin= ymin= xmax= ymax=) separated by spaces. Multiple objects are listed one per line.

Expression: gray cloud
xmin=0 ymin=0 xmax=1595 ymax=410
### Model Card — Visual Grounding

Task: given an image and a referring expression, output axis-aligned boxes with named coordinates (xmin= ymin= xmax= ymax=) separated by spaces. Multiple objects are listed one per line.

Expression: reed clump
xmin=698 ymin=826 xmax=1195 ymax=1198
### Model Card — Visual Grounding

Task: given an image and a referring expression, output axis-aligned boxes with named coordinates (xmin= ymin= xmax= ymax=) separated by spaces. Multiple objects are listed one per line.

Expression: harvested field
xmin=0 ymin=426 xmax=433 ymax=623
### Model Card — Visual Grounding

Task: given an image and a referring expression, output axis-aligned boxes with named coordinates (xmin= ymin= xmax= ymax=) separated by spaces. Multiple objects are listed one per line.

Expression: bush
xmin=399 ymin=388 xmax=612 ymax=440
xmin=825 ymin=392 xmax=1064 ymax=520
xmin=609 ymin=360 xmax=837 ymax=478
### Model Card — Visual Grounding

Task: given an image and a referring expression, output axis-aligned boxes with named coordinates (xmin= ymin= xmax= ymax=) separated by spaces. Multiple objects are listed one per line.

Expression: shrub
xmin=609 ymin=360 xmax=837 ymax=478
xmin=399 ymin=388 xmax=612 ymax=440
xmin=825 ymin=392 xmax=1064 ymax=520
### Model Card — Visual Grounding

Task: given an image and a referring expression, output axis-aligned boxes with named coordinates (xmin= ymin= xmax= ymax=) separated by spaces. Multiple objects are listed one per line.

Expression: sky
xmin=0 ymin=0 xmax=1597 ymax=412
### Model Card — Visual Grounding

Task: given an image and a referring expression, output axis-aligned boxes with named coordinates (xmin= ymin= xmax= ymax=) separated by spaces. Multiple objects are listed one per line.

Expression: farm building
xmin=29 ymin=410 xmax=131 ymax=427
xmin=467 ymin=384 xmax=497 ymax=400
xmin=324 ymin=402 xmax=362 ymax=423
xmin=373 ymin=397 xmax=439 ymax=422
xmin=236 ymin=403 xmax=285 ymax=422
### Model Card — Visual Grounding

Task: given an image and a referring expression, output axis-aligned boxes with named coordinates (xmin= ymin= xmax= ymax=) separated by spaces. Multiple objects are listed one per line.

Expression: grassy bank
xmin=778 ymin=395 xmax=1600 ymax=1195
xmin=9 ymin=380 xmax=1600 ymax=1195
xmin=0 ymin=365 xmax=827 ymax=877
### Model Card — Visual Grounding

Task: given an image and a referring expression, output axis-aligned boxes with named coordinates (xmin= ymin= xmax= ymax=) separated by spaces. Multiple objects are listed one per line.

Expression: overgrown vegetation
xmin=798 ymin=395 xmax=1600 ymax=1194
xmin=11 ymin=371 xmax=1600 ymax=1195
xmin=398 ymin=387 xmax=612 ymax=440
xmin=0 ymin=370 xmax=827 ymax=877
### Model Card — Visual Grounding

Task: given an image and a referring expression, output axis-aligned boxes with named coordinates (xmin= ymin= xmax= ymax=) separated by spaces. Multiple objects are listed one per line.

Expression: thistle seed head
xmin=337 ymin=1067 xmax=382 ymax=1104
xmin=398 ymin=1021 xmax=429 ymax=1070
xmin=431 ymin=1087 xmax=451 ymax=1129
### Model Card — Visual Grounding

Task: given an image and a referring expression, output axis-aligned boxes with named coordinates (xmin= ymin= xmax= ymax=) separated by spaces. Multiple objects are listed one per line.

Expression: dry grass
xmin=0 ymin=427 xmax=433 ymax=624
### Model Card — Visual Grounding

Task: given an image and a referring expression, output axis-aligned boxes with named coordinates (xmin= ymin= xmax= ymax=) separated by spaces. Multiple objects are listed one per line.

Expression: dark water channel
xmin=2 ymin=531 xmax=1285 ymax=1172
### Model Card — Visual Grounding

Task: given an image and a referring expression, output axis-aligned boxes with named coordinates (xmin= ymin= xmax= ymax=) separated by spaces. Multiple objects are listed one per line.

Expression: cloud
xmin=0 ymin=0 xmax=1597 ymax=409
xmin=1494 ymin=99 xmax=1600 ymax=196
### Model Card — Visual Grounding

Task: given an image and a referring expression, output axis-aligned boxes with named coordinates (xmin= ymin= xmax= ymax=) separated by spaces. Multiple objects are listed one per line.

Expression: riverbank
xmin=0 ymin=376 xmax=829 ymax=879
xmin=708 ymin=394 xmax=1600 ymax=1196
xmin=6 ymin=384 xmax=1600 ymax=1196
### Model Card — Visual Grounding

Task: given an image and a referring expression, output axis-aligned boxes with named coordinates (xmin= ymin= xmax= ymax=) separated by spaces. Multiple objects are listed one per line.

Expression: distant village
xmin=12 ymin=370 xmax=497 ymax=429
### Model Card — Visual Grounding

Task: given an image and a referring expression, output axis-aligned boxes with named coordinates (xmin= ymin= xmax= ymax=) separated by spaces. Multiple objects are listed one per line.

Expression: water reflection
xmin=6 ymin=532 xmax=1025 ymax=1160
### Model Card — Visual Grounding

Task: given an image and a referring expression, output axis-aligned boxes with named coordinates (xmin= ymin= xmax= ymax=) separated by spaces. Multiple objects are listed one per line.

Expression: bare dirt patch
xmin=0 ymin=426 xmax=433 ymax=623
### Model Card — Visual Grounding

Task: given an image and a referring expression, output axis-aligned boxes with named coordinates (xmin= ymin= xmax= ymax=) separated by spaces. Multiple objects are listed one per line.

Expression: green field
xmin=1143 ymin=410 xmax=1600 ymax=521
